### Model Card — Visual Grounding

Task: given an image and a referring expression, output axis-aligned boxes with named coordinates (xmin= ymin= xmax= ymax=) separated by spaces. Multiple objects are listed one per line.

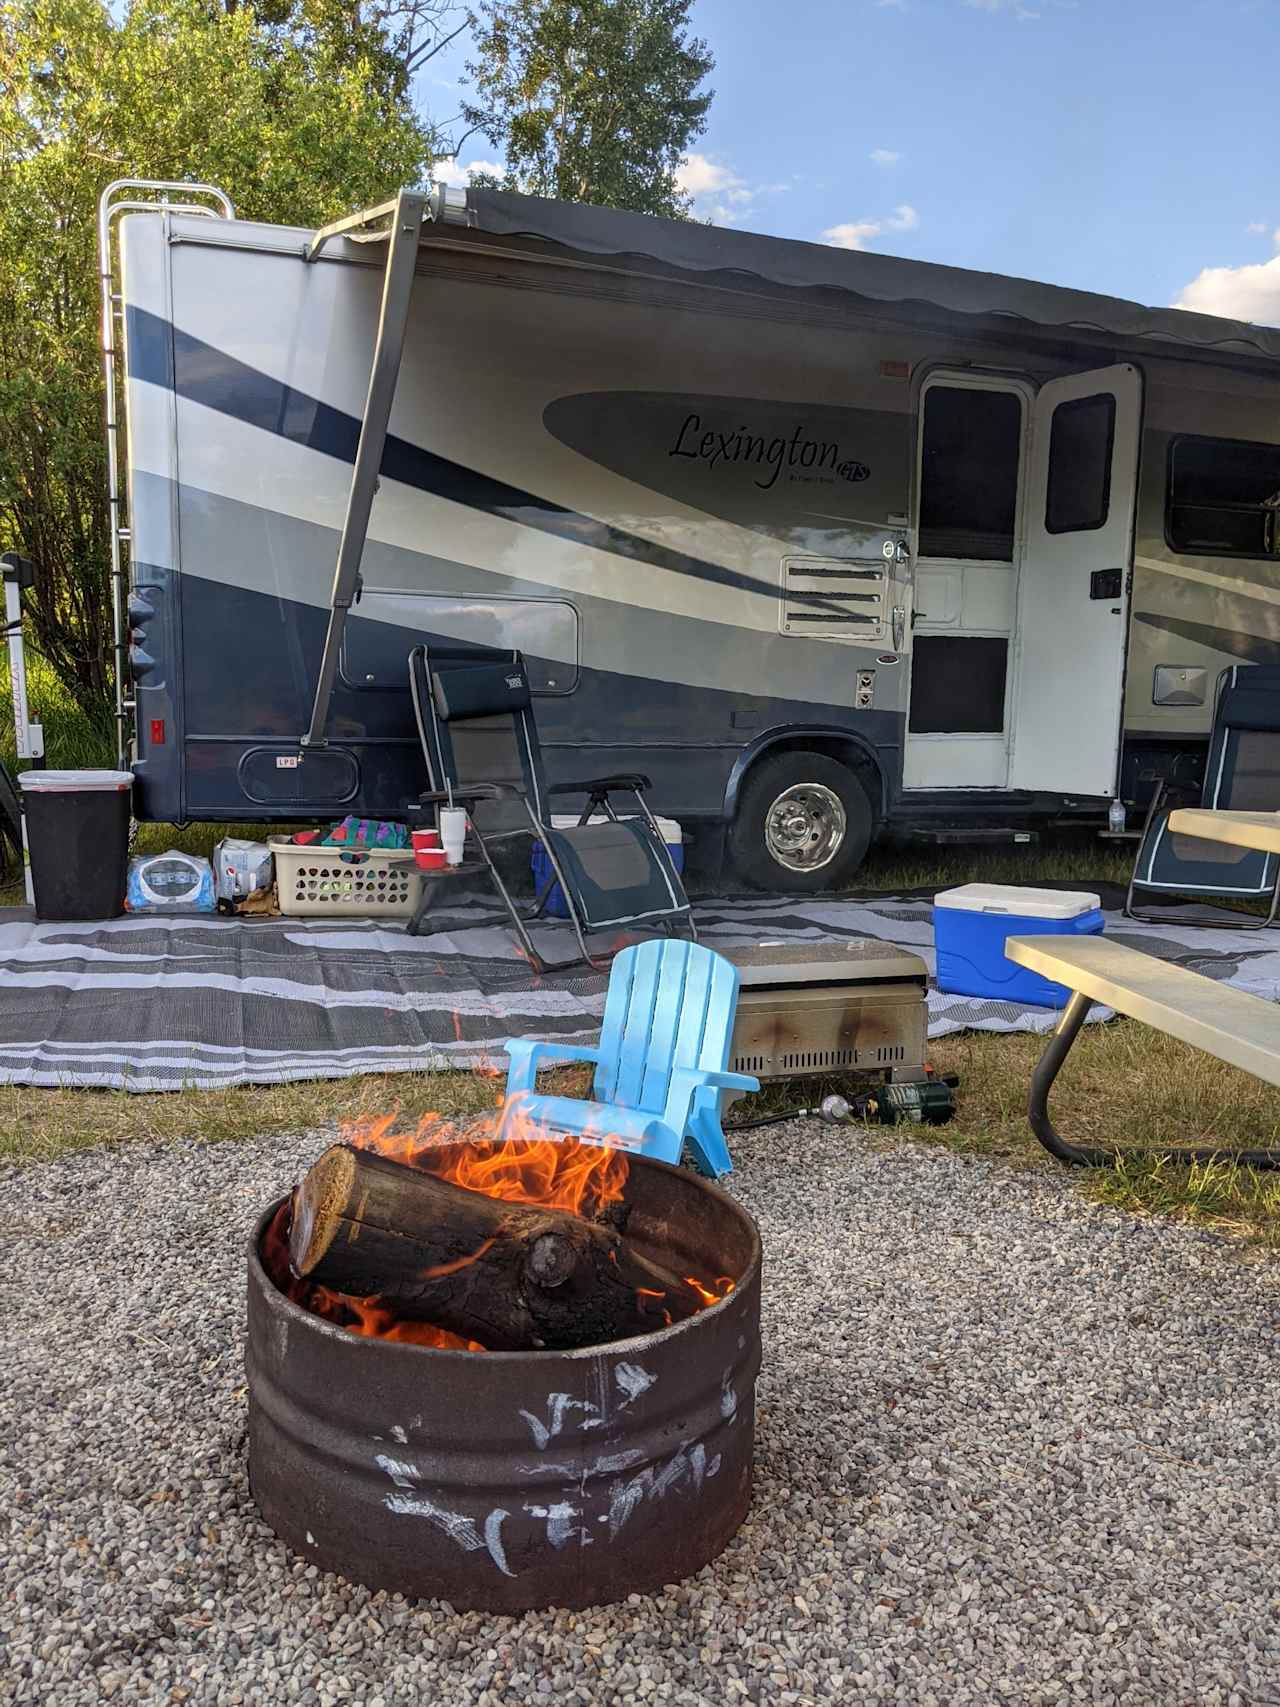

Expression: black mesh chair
xmin=1125 ymin=664 xmax=1280 ymax=928
xmin=407 ymin=644 xmax=695 ymax=971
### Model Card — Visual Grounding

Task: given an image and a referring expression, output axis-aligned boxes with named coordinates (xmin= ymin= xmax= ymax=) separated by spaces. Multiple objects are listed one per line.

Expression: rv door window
xmin=918 ymin=386 xmax=1021 ymax=561
xmin=1167 ymin=434 xmax=1280 ymax=559
xmin=1045 ymin=393 xmax=1115 ymax=534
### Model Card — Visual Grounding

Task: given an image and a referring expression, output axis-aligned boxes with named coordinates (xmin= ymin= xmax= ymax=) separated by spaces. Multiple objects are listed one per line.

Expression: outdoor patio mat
xmin=1 ymin=893 xmax=1277 ymax=1090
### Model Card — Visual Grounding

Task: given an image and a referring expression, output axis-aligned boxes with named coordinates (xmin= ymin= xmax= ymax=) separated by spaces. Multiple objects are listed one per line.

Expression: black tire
xmin=729 ymin=750 xmax=874 ymax=892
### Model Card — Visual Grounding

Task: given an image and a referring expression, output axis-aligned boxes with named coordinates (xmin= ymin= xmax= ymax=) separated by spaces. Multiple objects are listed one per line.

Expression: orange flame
xmin=684 ymin=1274 xmax=736 ymax=1308
xmin=342 ymin=1099 xmax=629 ymax=1219
xmin=262 ymin=1095 xmax=736 ymax=1356
xmin=308 ymin=1283 xmax=485 ymax=1353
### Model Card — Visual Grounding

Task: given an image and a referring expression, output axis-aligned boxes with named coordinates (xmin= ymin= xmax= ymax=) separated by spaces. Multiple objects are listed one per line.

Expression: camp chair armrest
xmin=667 ymin=1067 xmax=760 ymax=1101
xmin=546 ymin=774 xmax=653 ymax=797
xmin=502 ymin=1037 xmax=602 ymax=1095
xmin=411 ymin=782 xmax=525 ymax=806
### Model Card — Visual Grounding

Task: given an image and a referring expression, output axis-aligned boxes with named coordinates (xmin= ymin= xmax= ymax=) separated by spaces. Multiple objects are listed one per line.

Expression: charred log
xmin=288 ymin=1143 xmax=700 ymax=1351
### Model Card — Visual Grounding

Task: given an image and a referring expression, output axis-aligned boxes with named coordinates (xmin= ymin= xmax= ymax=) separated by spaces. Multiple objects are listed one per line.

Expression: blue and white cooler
xmin=934 ymin=883 xmax=1105 ymax=1008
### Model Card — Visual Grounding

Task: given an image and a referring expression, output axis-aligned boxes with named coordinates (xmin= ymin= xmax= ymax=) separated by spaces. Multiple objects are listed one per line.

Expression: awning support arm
xmin=301 ymin=188 xmax=427 ymax=748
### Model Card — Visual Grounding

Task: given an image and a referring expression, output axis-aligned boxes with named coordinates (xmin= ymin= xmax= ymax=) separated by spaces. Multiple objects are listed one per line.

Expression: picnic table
xmin=1005 ymin=807 xmax=1280 ymax=1169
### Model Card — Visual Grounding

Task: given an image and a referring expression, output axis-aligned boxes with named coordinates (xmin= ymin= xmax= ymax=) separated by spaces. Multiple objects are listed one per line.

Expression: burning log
xmin=288 ymin=1142 xmax=703 ymax=1351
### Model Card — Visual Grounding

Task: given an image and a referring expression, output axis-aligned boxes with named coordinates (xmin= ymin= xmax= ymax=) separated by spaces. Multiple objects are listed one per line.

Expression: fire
xmin=262 ymin=1098 xmax=735 ymax=1355
xmin=309 ymin=1284 xmax=485 ymax=1354
xmin=684 ymin=1274 xmax=736 ymax=1308
xmin=342 ymin=1101 xmax=630 ymax=1219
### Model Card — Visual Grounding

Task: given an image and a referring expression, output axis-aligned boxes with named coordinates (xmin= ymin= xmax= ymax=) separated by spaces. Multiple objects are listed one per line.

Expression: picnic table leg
xmin=1027 ymin=989 xmax=1280 ymax=1171
xmin=1027 ymin=991 xmax=1115 ymax=1167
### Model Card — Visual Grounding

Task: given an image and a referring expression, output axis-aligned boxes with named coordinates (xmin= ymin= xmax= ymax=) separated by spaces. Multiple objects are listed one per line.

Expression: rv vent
xmin=869 ymin=1045 xmax=905 ymax=1062
xmin=780 ymin=1048 xmax=857 ymax=1071
xmin=730 ymin=1053 xmax=768 ymax=1075
xmin=780 ymin=556 xmax=890 ymax=642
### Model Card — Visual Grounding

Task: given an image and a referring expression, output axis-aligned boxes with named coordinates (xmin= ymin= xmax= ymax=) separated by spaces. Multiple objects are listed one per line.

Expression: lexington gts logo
xmin=669 ymin=412 xmax=872 ymax=492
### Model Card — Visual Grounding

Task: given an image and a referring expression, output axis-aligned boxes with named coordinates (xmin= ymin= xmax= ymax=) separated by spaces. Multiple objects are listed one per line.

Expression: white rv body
xmin=112 ymin=187 xmax=1280 ymax=885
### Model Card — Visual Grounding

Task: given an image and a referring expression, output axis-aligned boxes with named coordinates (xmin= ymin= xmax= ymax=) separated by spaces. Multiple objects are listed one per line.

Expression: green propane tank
xmin=821 ymin=1079 xmax=956 ymax=1128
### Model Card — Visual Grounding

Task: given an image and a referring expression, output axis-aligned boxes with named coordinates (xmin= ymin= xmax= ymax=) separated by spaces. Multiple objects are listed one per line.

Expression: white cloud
xmin=675 ymin=153 xmax=791 ymax=227
xmin=965 ymin=0 xmax=1042 ymax=15
xmin=1247 ymin=220 xmax=1268 ymax=236
xmin=1174 ymin=256 xmax=1280 ymax=325
xmin=823 ymin=220 xmax=884 ymax=251
xmin=432 ymin=157 xmax=506 ymax=189
xmin=822 ymin=203 xmax=920 ymax=251
xmin=675 ymin=153 xmax=740 ymax=197
xmin=870 ymin=148 xmax=900 ymax=166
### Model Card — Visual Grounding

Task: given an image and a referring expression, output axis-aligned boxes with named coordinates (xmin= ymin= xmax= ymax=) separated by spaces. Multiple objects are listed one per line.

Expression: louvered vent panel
xmin=780 ymin=556 xmax=890 ymax=640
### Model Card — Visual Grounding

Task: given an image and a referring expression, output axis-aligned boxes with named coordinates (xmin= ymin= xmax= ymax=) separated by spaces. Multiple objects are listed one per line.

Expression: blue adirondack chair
xmin=496 ymin=939 xmax=759 ymax=1177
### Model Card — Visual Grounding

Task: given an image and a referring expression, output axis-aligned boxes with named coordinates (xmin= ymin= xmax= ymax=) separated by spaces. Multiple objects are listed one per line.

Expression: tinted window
xmin=909 ymin=636 xmax=1009 ymax=733
xmin=1168 ymin=435 xmax=1280 ymax=559
xmin=918 ymin=387 xmax=1022 ymax=561
xmin=1046 ymin=393 xmax=1115 ymax=534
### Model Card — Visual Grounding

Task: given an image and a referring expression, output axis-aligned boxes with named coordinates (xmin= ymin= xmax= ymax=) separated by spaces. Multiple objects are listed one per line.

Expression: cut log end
xmin=289 ymin=1144 xmax=357 ymax=1278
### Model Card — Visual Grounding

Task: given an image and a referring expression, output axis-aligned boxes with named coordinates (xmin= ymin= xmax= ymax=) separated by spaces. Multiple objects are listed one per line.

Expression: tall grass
xmin=0 ymin=651 xmax=113 ymax=775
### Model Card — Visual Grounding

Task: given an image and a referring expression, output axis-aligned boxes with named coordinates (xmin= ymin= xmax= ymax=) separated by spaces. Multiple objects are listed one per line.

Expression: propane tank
xmin=821 ymin=1078 xmax=956 ymax=1128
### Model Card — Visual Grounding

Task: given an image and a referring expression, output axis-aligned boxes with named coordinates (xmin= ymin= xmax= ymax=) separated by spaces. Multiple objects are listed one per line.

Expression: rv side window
xmin=1167 ymin=435 xmax=1280 ymax=559
xmin=1045 ymin=393 xmax=1114 ymax=534
xmin=918 ymin=386 xmax=1021 ymax=561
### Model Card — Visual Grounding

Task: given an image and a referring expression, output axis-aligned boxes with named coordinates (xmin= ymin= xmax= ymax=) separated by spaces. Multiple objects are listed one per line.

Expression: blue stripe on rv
xmin=124 ymin=305 xmax=827 ymax=610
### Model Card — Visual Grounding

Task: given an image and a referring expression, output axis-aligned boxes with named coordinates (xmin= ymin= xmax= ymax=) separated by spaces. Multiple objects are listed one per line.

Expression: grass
xmin=1 ymin=660 xmax=1276 ymax=1247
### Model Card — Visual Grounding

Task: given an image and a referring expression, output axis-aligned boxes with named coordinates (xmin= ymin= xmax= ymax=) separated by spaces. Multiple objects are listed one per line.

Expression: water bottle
xmin=1108 ymin=799 xmax=1127 ymax=834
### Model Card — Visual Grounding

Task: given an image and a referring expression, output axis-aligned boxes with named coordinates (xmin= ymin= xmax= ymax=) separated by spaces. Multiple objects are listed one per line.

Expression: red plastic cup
xmin=412 ymin=829 xmax=447 ymax=871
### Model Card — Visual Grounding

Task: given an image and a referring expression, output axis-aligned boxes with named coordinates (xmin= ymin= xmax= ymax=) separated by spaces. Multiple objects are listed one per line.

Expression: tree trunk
xmin=288 ymin=1142 xmax=701 ymax=1351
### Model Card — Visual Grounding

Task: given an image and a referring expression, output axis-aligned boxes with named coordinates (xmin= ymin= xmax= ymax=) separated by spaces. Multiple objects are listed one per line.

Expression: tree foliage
xmin=0 ymin=0 xmax=438 ymax=718
xmin=464 ymin=0 xmax=713 ymax=215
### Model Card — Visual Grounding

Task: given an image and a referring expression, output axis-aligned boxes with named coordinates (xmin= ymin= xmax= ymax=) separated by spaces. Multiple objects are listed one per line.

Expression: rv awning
xmin=431 ymin=187 xmax=1280 ymax=365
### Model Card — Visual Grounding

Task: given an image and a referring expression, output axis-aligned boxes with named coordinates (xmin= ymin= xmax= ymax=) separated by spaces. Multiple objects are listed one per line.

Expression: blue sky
xmin=426 ymin=0 xmax=1280 ymax=323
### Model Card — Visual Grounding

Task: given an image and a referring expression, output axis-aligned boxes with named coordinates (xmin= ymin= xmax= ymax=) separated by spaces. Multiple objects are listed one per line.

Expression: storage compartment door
xmin=1007 ymin=363 xmax=1142 ymax=797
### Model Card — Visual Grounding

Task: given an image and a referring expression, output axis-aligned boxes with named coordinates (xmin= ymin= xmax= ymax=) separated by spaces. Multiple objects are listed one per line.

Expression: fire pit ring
xmin=246 ymin=1149 xmax=762 ymax=1611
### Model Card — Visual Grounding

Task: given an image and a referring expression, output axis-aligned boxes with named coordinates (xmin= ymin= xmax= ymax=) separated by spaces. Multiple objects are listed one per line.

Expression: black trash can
xmin=18 ymin=769 xmax=133 ymax=921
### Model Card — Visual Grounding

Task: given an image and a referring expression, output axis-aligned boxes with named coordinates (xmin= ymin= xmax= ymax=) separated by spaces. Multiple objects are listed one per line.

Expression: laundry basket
xmin=270 ymin=840 xmax=424 ymax=918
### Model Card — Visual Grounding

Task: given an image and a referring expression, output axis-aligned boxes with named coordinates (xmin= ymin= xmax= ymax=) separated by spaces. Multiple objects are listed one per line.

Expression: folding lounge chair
xmin=497 ymin=938 xmax=759 ymax=1178
xmin=1126 ymin=664 xmax=1280 ymax=928
xmin=407 ymin=644 xmax=696 ymax=972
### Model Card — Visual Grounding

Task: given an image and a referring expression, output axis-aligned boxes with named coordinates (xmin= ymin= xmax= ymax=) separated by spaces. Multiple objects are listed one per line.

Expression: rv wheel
xmin=730 ymin=751 xmax=874 ymax=892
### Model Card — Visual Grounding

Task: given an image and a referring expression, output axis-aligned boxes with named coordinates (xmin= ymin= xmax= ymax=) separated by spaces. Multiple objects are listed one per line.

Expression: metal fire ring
xmin=765 ymin=782 xmax=847 ymax=873
xmin=246 ymin=1151 xmax=763 ymax=1612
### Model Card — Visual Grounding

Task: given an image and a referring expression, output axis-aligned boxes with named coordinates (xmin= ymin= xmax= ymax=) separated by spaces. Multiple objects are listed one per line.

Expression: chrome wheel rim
xmin=763 ymin=783 xmax=847 ymax=873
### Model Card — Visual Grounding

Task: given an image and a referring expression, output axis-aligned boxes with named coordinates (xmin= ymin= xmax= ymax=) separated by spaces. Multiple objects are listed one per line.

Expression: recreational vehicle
xmin=105 ymin=180 xmax=1280 ymax=890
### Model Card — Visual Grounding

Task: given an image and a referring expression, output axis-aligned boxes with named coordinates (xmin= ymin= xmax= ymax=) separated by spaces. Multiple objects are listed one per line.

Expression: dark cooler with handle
xmin=18 ymin=769 xmax=132 ymax=921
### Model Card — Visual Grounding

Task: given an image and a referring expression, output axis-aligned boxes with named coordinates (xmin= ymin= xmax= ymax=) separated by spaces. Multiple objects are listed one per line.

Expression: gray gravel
xmin=3 ymin=1124 xmax=1279 ymax=1706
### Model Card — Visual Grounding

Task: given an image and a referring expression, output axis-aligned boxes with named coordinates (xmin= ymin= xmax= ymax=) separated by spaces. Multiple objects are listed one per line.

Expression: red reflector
xmin=149 ymin=718 xmax=166 ymax=745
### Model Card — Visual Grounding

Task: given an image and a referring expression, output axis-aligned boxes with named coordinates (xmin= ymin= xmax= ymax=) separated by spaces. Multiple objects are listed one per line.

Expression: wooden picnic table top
xmin=1006 ymin=933 xmax=1280 ymax=1085
xmin=1167 ymin=808 xmax=1280 ymax=855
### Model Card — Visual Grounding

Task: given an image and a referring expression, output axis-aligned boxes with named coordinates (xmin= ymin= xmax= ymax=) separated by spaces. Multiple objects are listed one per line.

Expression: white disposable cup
xmin=439 ymin=806 xmax=468 ymax=866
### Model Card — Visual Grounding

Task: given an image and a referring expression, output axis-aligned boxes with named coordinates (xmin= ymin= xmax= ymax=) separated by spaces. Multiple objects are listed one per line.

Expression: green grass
xmin=1 ymin=660 xmax=1275 ymax=1248
xmin=0 ymin=651 xmax=114 ymax=776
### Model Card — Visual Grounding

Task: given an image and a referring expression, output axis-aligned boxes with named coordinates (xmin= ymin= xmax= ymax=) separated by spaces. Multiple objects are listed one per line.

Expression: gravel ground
xmin=3 ymin=1124 xmax=1279 ymax=1707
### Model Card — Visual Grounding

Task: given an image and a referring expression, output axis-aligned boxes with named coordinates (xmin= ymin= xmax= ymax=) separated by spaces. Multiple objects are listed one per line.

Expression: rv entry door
xmin=1008 ymin=363 xmax=1142 ymax=798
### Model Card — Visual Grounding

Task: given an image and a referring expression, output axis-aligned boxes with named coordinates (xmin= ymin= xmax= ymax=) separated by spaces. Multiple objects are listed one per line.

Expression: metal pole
xmin=302 ymin=189 xmax=428 ymax=747
xmin=4 ymin=553 xmax=42 ymax=904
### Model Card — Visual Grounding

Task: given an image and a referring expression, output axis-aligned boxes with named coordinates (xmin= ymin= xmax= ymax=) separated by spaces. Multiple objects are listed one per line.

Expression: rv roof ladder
xmin=97 ymin=179 xmax=235 ymax=769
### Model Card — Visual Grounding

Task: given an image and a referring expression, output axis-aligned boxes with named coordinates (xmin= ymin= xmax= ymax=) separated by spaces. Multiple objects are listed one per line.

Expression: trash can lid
xmin=17 ymin=768 xmax=134 ymax=791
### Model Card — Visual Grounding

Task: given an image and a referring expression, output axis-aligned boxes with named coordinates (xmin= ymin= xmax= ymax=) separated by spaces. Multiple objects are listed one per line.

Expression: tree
xmin=0 ymin=0 xmax=440 ymax=725
xmin=463 ymin=0 xmax=713 ymax=216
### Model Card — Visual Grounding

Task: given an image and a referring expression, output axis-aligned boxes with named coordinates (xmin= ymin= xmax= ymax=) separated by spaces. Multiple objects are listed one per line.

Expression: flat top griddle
xmin=718 ymin=939 xmax=929 ymax=989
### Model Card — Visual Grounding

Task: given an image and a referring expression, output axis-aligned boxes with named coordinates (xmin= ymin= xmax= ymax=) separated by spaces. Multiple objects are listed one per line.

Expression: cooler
xmin=934 ymin=883 xmax=1105 ymax=1008
xmin=532 ymin=815 xmax=683 ymax=920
